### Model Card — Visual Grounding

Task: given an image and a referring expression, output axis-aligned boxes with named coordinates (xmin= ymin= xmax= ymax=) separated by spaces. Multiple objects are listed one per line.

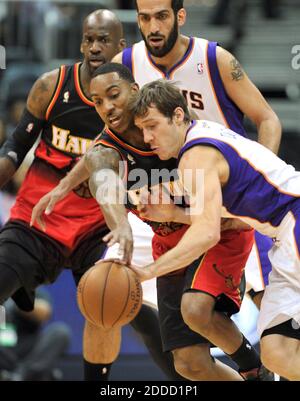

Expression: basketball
xmin=77 ymin=260 xmax=143 ymax=328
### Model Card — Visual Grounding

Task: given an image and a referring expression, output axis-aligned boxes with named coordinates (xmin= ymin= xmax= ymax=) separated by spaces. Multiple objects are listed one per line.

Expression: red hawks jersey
xmin=10 ymin=63 xmax=106 ymax=249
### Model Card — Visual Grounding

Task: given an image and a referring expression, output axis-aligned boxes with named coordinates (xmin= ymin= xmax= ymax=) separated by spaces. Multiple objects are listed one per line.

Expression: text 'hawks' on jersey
xmin=10 ymin=63 xmax=106 ymax=249
xmin=122 ymin=38 xmax=245 ymax=136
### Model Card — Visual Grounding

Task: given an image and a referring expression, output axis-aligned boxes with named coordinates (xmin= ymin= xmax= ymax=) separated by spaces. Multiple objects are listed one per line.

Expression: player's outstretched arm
xmin=0 ymin=69 xmax=59 ymax=188
xmin=31 ymin=156 xmax=90 ymax=231
xmin=216 ymin=47 xmax=282 ymax=154
xmin=85 ymin=144 xmax=133 ymax=264
xmin=131 ymin=146 xmax=223 ymax=281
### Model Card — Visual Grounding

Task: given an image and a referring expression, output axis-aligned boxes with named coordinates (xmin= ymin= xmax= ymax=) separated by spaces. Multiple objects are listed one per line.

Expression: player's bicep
xmin=179 ymin=146 xmax=222 ymax=230
xmin=84 ymin=144 xmax=122 ymax=174
xmin=27 ymin=69 xmax=60 ymax=119
xmin=85 ymin=145 xmax=124 ymax=198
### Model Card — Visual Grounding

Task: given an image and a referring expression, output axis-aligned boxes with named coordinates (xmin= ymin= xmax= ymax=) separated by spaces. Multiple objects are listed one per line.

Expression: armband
xmin=0 ymin=108 xmax=45 ymax=167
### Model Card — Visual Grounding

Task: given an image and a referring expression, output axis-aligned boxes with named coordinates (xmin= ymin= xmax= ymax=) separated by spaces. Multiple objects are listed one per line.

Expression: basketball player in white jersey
xmin=112 ymin=0 xmax=282 ymax=308
xmin=132 ymin=80 xmax=300 ymax=381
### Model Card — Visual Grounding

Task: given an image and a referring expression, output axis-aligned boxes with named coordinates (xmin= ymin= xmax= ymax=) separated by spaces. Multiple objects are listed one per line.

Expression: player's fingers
xmin=30 ymin=201 xmax=45 ymax=226
xmin=45 ymin=197 xmax=57 ymax=215
xmin=127 ymin=243 xmax=133 ymax=265
xmin=107 ymin=237 xmax=118 ymax=247
xmin=36 ymin=214 xmax=46 ymax=232
xmin=102 ymin=232 xmax=113 ymax=242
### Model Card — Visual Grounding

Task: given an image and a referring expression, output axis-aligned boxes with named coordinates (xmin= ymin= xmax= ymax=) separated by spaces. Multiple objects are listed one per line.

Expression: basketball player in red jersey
xmin=0 ymin=10 xmax=181 ymax=381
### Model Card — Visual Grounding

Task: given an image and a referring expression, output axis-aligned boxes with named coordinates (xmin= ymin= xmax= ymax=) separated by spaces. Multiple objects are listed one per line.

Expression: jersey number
xmin=182 ymin=90 xmax=204 ymax=110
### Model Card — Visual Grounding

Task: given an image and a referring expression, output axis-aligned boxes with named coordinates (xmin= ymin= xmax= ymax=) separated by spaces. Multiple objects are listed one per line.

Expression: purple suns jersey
xmin=122 ymin=38 xmax=246 ymax=136
xmin=179 ymin=120 xmax=300 ymax=241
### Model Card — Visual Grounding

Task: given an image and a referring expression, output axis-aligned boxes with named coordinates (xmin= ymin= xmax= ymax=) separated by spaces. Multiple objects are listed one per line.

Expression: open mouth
xmin=108 ymin=115 xmax=122 ymax=128
xmin=89 ymin=59 xmax=105 ymax=68
xmin=148 ymin=37 xmax=164 ymax=47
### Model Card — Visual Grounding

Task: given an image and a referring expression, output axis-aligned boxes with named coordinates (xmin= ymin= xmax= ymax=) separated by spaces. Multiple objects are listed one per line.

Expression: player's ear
xmin=177 ymin=8 xmax=186 ymax=27
xmin=80 ymin=43 xmax=84 ymax=54
xmin=131 ymin=82 xmax=140 ymax=93
xmin=173 ymin=107 xmax=184 ymax=122
xmin=118 ymin=38 xmax=127 ymax=51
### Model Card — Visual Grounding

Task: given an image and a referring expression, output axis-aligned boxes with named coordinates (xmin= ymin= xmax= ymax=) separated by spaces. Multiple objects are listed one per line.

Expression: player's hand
xmin=30 ymin=186 xmax=67 ymax=231
xmin=221 ymin=218 xmax=252 ymax=232
xmin=137 ymin=185 xmax=177 ymax=222
xmin=102 ymin=223 xmax=133 ymax=265
xmin=128 ymin=264 xmax=155 ymax=283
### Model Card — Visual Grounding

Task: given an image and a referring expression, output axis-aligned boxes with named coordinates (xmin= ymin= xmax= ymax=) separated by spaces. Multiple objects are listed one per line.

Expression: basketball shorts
xmin=0 ymin=220 xmax=109 ymax=311
xmin=257 ymin=211 xmax=300 ymax=338
xmin=154 ymin=228 xmax=254 ymax=351
xmin=245 ymin=231 xmax=273 ymax=296
xmin=105 ymin=213 xmax=157 ymax=308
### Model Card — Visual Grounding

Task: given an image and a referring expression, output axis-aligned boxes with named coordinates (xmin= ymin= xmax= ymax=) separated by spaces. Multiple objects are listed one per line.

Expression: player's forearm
xmin=257 ymin=115 xmax=282 ymax=154
xmin=147 ymin=224 xmax=220 ymax=278
xmin=172 ymin=206 xmax=192 ymax=225
xmin=92 ymin=169 xmax=128 ymax=231
xmin=101 ymin=202 xmax=129 ymax=232
xmin=59 ymin=157 xmax=90 ymax=192
xmin=0 ymin=157 xmax=17 ymax=188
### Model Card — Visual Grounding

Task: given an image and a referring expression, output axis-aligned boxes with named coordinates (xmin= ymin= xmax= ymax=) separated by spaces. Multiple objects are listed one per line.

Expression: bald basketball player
xmin=0 ymin=10 xmax=180 ymax=381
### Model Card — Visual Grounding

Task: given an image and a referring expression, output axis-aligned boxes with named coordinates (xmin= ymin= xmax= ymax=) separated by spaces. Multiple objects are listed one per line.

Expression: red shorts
xmin=153 ymin=227 xmax=254 ymax=312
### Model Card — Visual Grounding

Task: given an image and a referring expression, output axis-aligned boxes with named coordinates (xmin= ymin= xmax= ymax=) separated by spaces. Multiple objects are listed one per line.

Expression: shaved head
xmin=81 ymin=9 xmax=125 ymax=74
xmin=83 ymin=9 xmax=123 ymax=38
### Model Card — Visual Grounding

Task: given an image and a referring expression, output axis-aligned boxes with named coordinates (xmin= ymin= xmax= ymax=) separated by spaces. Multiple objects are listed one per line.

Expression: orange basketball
xmin=77 ymin=260 xmax=143 ymax=328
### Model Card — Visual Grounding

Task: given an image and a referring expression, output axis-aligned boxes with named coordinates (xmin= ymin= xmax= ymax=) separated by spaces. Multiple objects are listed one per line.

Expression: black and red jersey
xmin=10 ymin=63 xmax=106 ymax=249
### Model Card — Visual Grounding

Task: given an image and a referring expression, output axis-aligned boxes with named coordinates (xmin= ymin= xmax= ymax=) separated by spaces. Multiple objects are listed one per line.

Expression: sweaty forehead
xmin=137 ymin=0 xmax=172 ymax=13
xmin=84 ymin=16 xmax=115 ymax=35
xmin=91 ymin=72 xmax=124 ymax=94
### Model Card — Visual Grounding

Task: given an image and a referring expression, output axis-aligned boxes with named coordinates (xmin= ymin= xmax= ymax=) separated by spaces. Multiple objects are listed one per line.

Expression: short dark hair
xmin=135 ymin=0 xmax=184 ymax=14
xmin=91 ymin=62 xmax=135 ymax=83
xmin=133 ymin=80 xmax=190 ymax=123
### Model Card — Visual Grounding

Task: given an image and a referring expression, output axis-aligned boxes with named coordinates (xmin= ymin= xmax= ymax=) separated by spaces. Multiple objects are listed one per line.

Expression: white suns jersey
xmin=180 ymin=120 xmax=300 ymax=239
xmin=122 ymin=37 xmax=246 ymax=136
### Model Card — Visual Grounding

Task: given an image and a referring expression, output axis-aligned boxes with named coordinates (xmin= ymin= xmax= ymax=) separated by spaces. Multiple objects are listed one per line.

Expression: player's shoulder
xmin=111 ymin=52 xmax=123 ymax=64
xmin=111 ymin=40 xmax=144 ymax=64
xmin=35 ymin=67 xmax=62 ymax=94
xmin=27 ymin=67 xmax=64 ymax=118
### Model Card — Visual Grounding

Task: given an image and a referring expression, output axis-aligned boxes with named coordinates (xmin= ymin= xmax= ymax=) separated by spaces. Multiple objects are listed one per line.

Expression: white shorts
xmin=245 ymin=231 xmax=273 ymax=294
xmin=257 ymin=212 xmax=300 ymax=338
xmin=105 ymin=213 xmax=157 ymax=308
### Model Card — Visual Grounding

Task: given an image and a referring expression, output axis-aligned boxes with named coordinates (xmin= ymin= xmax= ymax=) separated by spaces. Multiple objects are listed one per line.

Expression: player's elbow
xmin=255 ymin=107 xmax=281 ymax=130
xmin=206 ymin=229 xmax=220 ymax=249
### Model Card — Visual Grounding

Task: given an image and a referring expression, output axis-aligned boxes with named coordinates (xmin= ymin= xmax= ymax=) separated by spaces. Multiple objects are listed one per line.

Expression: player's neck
xmin=175 ymin=122 xmax=191 ymax=157
xmin=114 ymin=124 xmax=150 ymax=150
xmin=79 ymin=61 xmax=92 ymax=98
xmin=150 ymin=35 xmax=190 ymax=71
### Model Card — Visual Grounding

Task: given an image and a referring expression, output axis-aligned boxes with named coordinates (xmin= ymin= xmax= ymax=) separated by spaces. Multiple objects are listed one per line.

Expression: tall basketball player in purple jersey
xmin=133 ymin=80 xmax=300 ymax=381
xmin=113 ymin=0 xmax=281 ymax=308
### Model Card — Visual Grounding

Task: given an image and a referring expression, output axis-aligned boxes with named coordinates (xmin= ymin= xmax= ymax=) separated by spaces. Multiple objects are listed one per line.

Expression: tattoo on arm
xmin=85 ymin=145 xmax=122 ymax=198
xmin=230 ymin=58 xmax=244 ymax=81
xmin=27 ymin=69 xmax=59 ymax=118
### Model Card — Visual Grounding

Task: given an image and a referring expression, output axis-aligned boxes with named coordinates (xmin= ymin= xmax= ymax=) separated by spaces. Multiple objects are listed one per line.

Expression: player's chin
xmin=89 ymin=60 xmax=105 ymax=72
xmin=155 ymin=150 xmax=168 ymax=160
